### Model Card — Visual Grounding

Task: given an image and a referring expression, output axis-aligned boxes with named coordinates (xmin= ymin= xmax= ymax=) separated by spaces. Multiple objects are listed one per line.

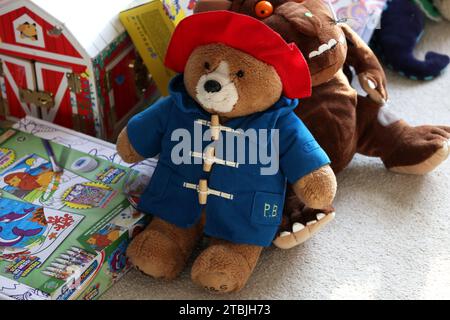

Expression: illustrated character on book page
xmin=0 ymin=154 xmax=116 ymax=210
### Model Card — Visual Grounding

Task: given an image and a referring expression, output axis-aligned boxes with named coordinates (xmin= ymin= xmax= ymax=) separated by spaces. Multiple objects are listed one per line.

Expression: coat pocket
xmin=250 ymin=192 xmax=284 ymax=226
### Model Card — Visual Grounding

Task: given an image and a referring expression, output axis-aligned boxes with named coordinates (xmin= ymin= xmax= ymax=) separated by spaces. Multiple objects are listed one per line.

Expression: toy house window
xmin=13 ymin=14 xmax=45 ymax=48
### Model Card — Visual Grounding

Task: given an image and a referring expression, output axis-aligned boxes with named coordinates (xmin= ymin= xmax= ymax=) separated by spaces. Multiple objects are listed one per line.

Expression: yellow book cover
xmin=120 ymin=0 xmax=192 ymax=96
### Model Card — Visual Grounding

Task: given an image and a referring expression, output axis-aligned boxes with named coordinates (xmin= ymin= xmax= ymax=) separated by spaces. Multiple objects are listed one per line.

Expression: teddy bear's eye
xmin=204 ymin=62 xmax=210 ymax=70
xmin=236 ymin=70 xmax=245 ymax=78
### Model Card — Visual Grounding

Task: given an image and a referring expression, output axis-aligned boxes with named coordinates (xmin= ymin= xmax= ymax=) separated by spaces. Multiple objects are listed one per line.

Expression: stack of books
xmin=0 ymin=116 xmax=156 ymax=300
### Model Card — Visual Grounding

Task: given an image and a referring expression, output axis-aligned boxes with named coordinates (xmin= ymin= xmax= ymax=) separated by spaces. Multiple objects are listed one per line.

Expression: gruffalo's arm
xmin=340 ymin=23 xmax=388 ymax=104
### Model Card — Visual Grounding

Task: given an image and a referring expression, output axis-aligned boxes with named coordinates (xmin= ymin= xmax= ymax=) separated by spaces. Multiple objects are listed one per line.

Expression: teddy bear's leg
xmin=356 ymin=96 xmax=450 ymax=174
xmin=273 ymin=187 xmax=335 ymax=249
xmin=127 ymin=216 xmax=204 ymax=279
xmin=191 ymin=238 xmax=263 ymax=293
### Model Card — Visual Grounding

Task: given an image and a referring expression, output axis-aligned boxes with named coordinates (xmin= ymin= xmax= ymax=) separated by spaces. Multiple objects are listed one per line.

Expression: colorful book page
xmin=0 ymin=202 xmax=83 ymax=269
xmin=0 ymin=199 xmax=47 ymax=250
xmin=0 ymin=275 xmax=50 ymax=300
xmin=0 ymin=154 xmax=116 ymax=210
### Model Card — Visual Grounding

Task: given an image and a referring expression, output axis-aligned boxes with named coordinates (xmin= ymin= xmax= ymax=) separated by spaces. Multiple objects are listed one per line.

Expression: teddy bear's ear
xmin=194 ymin=0 xmax=232 ymax=13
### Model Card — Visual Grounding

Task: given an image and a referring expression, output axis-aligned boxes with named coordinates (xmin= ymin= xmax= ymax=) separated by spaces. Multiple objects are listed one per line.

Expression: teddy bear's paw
xmin=116 ymin=129 xmax=145 ymax=164
xmin=193 ymin=270 xmax=239 ymax=294
xmin=191 ymin=243 xmax=261 ymax=294
xmin=387 ymin=126 xmax=450 ymax=175
xmin=126 ymin=227 xmax=187 ymax=280
xmin=273 ymin=210 xmax=335 ymax=250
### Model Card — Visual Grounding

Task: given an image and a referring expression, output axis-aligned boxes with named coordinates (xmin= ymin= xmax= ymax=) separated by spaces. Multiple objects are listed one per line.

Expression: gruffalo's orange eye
xmin=255 ymin=1 xmax=273 ymax=18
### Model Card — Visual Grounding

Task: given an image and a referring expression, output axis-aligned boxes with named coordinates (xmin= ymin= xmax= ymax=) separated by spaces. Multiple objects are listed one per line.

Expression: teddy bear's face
xmin=184 ymin=43 xmax=283 ymax=118
xmin=196 ymin=0 xmax=348 ymax=86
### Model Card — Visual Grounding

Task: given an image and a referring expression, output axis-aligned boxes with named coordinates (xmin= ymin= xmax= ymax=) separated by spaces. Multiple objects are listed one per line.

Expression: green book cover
xmin=0 ymin=121 xmax=152 ymax=300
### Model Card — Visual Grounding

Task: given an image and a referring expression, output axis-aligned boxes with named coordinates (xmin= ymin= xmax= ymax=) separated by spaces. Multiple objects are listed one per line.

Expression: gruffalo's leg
xmin=191 ymin=238 xmax=263 ymax=293
xmin=356 ymin=95 xmax=450 ymax=174
xmin=127 ymin=216 xmax=204 ymax=279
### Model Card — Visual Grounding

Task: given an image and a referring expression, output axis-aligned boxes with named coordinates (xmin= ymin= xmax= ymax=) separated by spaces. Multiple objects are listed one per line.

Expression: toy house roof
xmin=0 ymin=0 xmax=142 ymax=58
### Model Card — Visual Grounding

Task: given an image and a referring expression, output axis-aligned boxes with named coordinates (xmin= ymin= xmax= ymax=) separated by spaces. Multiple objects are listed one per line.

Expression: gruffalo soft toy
xmin=116 ymin=11 xmax=337 ymax=293
xmin=195 ymin=0 xmax=450 ymax=249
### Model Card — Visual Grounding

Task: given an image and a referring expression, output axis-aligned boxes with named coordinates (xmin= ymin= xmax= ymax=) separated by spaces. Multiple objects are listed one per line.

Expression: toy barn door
xmin=106 ymin=46 xmax=140 ymax=136
xmin=0 ymin=55 xmax=39 ymax=120
xmin=34 ymin=62 xmax=75 ymax=129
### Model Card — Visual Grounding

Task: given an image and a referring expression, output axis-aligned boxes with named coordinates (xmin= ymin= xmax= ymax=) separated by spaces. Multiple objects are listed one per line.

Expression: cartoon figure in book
xmin=86 ymin=224 xmax=122 ymax=250
xmin=62 ymin=182 xmax=116 ymax=210
xmin=0 ymin=199 xmax=83 ymax=266
xmin=106 ymin=240 xmax=130 ymax=282
xmin=1 ymin=155 xmax=60 ymax=203
xmin=4 ymin=170 xmax=58 ymax=192
xmin=0 ymin=199 xmax=46 ymax=249
xmin=0 ymin=154 xmax=115 ymax=210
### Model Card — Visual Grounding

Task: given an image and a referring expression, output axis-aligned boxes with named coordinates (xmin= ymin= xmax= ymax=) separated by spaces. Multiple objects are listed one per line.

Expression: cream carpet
xmin=103 ymin=20 xmax=450 ymax=300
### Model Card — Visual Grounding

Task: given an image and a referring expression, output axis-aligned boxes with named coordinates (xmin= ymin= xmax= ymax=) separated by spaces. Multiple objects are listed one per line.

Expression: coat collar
xmin=168 ymin=74 xmax=300 ymax=124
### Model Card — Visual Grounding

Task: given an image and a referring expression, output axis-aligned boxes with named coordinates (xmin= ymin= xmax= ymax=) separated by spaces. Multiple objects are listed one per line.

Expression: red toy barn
xmin=0 ymin=0 xmax=157 ymax=140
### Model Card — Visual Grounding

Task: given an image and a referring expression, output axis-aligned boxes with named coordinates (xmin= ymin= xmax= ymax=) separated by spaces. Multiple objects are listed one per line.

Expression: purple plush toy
xmin=371 ymin=0 xmax=450 ymax=80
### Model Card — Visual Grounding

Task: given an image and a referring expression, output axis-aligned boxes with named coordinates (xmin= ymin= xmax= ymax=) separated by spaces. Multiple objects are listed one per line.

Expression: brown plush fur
xmin=184 ymin=44 xmax=283 ymax=118
xmin=191 ymin=239 xmax=263 ymax=293
xmin=195 ymin=0 xmax=450 ymax=249
xmin=117 ymin=42 xmax=337 ymax=293
xmin=293 ymin=165 xmax=337 ymax=209
xmin=127 ymin=216 xmax=204 ymax=279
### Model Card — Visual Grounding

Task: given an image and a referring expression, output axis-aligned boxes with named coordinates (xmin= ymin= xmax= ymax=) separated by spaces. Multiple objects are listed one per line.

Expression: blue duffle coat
xmin=127 ymin=75 xmax=330 ymax=246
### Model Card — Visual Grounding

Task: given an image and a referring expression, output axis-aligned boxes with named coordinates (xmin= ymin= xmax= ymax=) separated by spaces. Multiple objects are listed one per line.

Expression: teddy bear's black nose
xmin=204 ymin=80 xmax=222 ymax=93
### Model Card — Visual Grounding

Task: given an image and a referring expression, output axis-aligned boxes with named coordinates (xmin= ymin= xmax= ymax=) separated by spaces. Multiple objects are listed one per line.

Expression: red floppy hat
xmin=164 ymin=11 xmax=312 ymax=99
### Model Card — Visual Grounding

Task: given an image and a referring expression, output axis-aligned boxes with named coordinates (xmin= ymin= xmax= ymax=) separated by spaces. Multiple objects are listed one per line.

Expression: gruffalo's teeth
xmin=308 ymin=38 xmax=339 ymax=59
xmin=280 ymin=231 xmax=292 ymax=237
xmin=292 ymin=222 xmax=305 ymax=233
xmin=309 ymin=50 xmax=320 ymax=59
xmin=328 ymin=39 xmax=337 ymax=48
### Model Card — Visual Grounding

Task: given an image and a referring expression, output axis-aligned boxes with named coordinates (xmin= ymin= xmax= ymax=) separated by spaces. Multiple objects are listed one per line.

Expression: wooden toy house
xmin=0 ymin=0 xmax=157 ymax=140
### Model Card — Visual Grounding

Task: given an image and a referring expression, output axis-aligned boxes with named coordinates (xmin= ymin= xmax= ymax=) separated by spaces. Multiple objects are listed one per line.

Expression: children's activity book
xmin=120 ymin=0 xmax=195 ymax=96
xmin=0 ymin=116 xmax=156 ymax=300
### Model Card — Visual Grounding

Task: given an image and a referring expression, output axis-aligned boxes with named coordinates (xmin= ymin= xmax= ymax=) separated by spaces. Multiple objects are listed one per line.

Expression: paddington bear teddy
xmin=195 ymin=0 xmax=450 ymax=249
xmin=116 ymin=11 xmax=337 ymax=293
